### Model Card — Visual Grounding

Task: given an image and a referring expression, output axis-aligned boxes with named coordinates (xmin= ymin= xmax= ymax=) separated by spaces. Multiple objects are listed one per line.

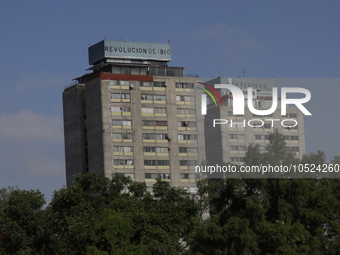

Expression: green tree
xmin=86 ymin=209 xmax=143 ymax=255
xmin=44 ymin=172 xmax=200 ymax=255
xmin=330 ymin=155 xmax=340 ymax=164
xmin=0 ymin=188 xmax=46 ymax=254
xmin=189 ymin=130 xmax=340 ymax=255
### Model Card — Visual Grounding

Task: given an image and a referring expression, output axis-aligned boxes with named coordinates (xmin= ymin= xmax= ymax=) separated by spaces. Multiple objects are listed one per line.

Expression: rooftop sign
xmin=89 ymin=40 xmax=171 ymax=65
xmin=205 ymin=77 xmax=275 ymax=92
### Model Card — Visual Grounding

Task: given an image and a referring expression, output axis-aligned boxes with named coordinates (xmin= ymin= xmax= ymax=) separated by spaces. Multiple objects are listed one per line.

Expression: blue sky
xmin=0 ymin=0 xmax=339 ymax=203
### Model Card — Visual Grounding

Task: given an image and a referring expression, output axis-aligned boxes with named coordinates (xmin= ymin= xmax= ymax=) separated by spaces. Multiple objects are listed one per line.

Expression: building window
xmin=231 ymin=145 xmax=247 ymax=151
xmin=124 ymin=173 xmax=135 ymax=179
xmin=228 ymin=123 xmax=244 ymax=128
xmin=123 ymin=133 xmax=132 ymax=139
xmin=112 ymin=120 xmax=132 ymax=126
xmin=141 ymin=94 xmax=153 ymax=100
xmin=181 ymin=173 xmax=189 ymax=179
xmin=176 ymin=96 xmax=195 ymax=101
xmin=179 ymin=147 xmax=198 ymax=153
xmin=180 ymin=173 xmax=201 ymax=179
xmin=175 ymin=82 xmax=194 ymax=88
xmin=109 ymin=80 xmax=119 ymax=85
xmin=253 ymin=113 xmax=273 ymax=117
xmin=112 ymin=67 xmax=147 ymax=75
xmin=122 ymin=120 xmax=132 ymax=126
xmin=155 ymin=121 xmax=167 ymax=126
xmin=179 ymin=160 xmax=198 ymax=166
xmin=144 ymin=160 xmax=157 ymax=166
xmin=177 ymin=121 xmax=196 ymax=127
xmin=155 ymin=134 xmax=167 ymax=139
xmin=229 ymin=134 xmax=238 ymax=139
xmin=283 ymin=125 xmax=298 ymax=130
xmin=112 ymin=133 xmax=132 ymax=139
xmin=142 ymin=120 xmax=154 ymax=126
xmin=264 ymin=124 xmax=272 ymax=129
xmin=110 ymin=93 xmax=130 ymax=99
xmin=144 ymin=147 xmax=156 ymax=152
xmin=113 ymin=146 xmax=133 ymax=152
xmin=158 ymin=160 xmax=170 ymax=166
xmin=254 ymin=135 xmax=264 ymax=141
xmin=231 ymin=157 xmax=239 ymax=162
xmin=142 ymin=133 xmax=153 ymax=139
xmin=153 ymin=82 xmax=166 ymax=87
xmin=143 ymin=147 xmax=168 ymax=153
xmin=156 ymin=147 xmax=169 ymax=153
xmin=239 ymin=146 xmax=247 ymax=151
xmin=122 ymin=67 xmax=131 ymax=74
xmin=141 ymin=107 xmax=154 ymax=113
xmin=111 ymin=106 xmax=131 ymax=112
xmin=145 ymin=173 xmax=170 ymax=179
xmin=112 ymin=120 xmax=121 ymax=125
xmin=285 ymin=135 xmax=299 ymax=141
xmin=144 ymin=160 xmax=170 ymax=166
xmin=142 ymin=133 xmax=167 ymax=140
xmin=230 ymin=134 xmax=246 ymax=140
xmin=287 ymin=147 xmax=299 ymax=152
xmin=109 ymin=80 xmax=131 ymax=85
xmin=153 ymin=95 xmax=166 ymax=101
xmin=112 ymin=133 xmax=122 ymax=139
xmin=141 ymin=81 xmax=166 ymax=87
xmin=121 ymin=93 xmax=130 ymax=99
xmin=114 ymin=159 xmax=124 ymax=165
xmin=141 ymin=81 xmax=152 ymax=87
xmin=110 ymin=93 xmax=121 ymax=99
xmin=238 ymin=134 xmax=245 ymax=140
xmin=154 ymin=108 xmax=167 ymax=114
xmin=177 ymin=108 xmax=196 ymax=114
xmin=114 ymin=159 xmax=134 ymax=165
xmin=141 ymin=94 xmax=166 ymax=101
xmin=141 ymin=107 xmax=167 ymax=114
xmin=159 ymin=173 xmax=170 ymax=179
xmin=178 ymin=134 xmax=197 ymax=140
xmin=288 ymin=113 xmax=297 ymax=118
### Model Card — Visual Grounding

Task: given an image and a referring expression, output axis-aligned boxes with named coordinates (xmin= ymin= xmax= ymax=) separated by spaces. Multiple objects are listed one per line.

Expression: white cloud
xmin=0 ymin=110 xmax=63 ymax=143
xmin=25 ymin=150 xmax=65 ymax=176
xmin=0 ymin=148 xmax=65 ymax=177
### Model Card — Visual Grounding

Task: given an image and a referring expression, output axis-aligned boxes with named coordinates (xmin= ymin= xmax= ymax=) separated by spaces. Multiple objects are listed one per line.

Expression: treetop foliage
xmin=1 ymin=130 xmax=340 ymax=254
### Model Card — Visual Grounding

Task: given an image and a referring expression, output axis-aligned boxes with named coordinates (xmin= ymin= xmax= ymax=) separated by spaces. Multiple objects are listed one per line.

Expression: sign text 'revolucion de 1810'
xmin=88 ymin=40 xmax=171 ymax=65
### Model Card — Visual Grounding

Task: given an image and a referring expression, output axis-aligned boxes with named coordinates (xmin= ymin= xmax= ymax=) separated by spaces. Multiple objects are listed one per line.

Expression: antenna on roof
xmin=168 ymin=40 xmax=170 ymax=44
xmin=120 ymin=36 xmax=123 ymax=41
xmin=104 ymin=36 xmax=106 ymax=40
xmin=242 ymin=70 xmax=250 ymax=77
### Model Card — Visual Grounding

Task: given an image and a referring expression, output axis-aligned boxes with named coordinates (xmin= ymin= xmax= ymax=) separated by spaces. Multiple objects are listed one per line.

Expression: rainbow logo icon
xmin=197 ymin=82 xmax=223 ymax=115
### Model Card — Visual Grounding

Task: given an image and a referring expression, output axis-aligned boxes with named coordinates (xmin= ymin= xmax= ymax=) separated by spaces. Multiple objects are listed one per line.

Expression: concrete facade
xmin=63 ymin=40 xmax=206 ymax=192
xmin=204 ymin=77 xmax=306 ymax=166
xmin=63 ymin=40 xmax=307 ymax=190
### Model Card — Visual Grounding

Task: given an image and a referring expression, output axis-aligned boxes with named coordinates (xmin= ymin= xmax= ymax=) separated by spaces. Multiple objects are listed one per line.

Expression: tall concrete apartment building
xmin=203 ymin=77 xmax=306 ymax=166
xmin=63 ymin=40 xmax=205 ymax=192
xmin=63 ymin=40 xmax=307 ymax=188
